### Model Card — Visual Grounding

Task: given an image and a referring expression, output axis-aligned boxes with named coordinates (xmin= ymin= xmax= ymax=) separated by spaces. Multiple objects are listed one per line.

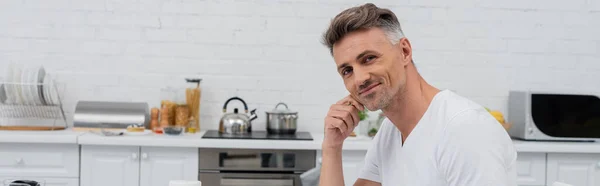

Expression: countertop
xmin=76 ymin=131 xmax=372 ymax=150
xmin=0 ymin=130 xmax=83 ymax=144
xmin=512 ymin=139 xmax=600 ymax=153
xmin=3 ymin=129 xmax=600 ymax=153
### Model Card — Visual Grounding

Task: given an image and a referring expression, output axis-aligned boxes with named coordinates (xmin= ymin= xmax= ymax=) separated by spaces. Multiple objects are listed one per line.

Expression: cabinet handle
xmin=15 ymin=158 xmax=23 ymax=164
xmin=131 ymin=153 xmax=138 ymax=160
xmin=141 ymin=153 xmax=148 ymax=160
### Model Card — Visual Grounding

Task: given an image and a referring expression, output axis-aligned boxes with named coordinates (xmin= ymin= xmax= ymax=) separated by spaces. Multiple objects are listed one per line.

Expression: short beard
xmin=359 ymin=89 xmax=391 ymax=111
xmin=364 ymin=81 xmax=405 ymax=111
xmin=375 ymin=90 xmax=394 ymax=110
xmin=366 ymin=88 xmax=394 ymax=111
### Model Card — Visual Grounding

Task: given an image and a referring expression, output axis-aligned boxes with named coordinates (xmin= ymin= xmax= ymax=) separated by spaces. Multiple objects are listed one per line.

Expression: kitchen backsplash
xmin=1 ymin=0 xmax=599 ymax=133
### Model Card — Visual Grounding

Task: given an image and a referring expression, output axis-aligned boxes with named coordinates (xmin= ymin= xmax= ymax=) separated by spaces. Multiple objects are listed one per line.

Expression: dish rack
xmin=0 ymin=81 xmax=67 ymax=131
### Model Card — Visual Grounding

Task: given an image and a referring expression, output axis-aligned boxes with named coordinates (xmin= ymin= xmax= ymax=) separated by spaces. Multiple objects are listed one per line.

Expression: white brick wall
xmin=1 ymin=0 xmax=599 ymax=133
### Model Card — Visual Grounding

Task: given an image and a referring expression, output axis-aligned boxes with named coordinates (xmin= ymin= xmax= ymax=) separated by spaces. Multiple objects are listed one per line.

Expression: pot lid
xmin=267 ymin=102 xmax=298 ymax=114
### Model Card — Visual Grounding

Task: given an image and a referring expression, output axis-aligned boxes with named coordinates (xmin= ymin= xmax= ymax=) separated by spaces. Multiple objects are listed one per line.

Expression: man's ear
xmin=399 ymin=38 xmax=412 ymax=66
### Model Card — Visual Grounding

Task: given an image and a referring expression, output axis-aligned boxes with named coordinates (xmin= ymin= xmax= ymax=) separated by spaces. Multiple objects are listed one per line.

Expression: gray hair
xmin=321 ymin=3 xmax=405 ymax=55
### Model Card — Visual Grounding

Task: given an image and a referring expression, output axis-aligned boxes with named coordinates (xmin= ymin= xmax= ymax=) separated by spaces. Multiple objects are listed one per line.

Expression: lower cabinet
xmin=0 ymin=143 xmax=80 ymax=186
xmin=0 ymin=143 xmax=79 ymax=178
xmin=547 ymin=153 xmax=600 ymax=186
xmin=0 ymin=177 xmax=78 ymax=186
xmin=516 ymin=152 xmax=546 ymax=186
xmin=80 ymin=145 xmax=198 ymax=186
xmin=80 ymin=146 xmax=139 ymax=186
xmin=139 ymin=147 xmax=199 ymax=186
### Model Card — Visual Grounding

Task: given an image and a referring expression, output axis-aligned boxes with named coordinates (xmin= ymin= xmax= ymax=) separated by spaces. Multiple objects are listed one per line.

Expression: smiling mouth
xmin=358 ymin=83 xmax=382 ymax=95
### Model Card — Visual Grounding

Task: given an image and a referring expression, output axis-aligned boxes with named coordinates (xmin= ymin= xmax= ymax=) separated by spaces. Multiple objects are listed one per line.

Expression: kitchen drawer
xmin=516 ymin=152 xmax=546 ymax=186
xmin=0 ymin=143 xmax=79 ymax=177
xmin=0 ymin=177 xmax=78 ymax=186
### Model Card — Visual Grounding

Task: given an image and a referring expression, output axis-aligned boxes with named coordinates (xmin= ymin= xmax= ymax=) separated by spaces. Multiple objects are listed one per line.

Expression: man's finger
xmin=331 ymin=105 xmax=359 ymax=128
xmin=328 ymin=116 xmax=348 ymax=135
xmin=347 ymin=96 xmax=365 ymax=112
xmin=330 ymin=110 xmax=355 ymax=134
xmin=330 ymin=110 xmax=354 ymax=126
xmin=336 ymin=96 xmax=365 ymax=111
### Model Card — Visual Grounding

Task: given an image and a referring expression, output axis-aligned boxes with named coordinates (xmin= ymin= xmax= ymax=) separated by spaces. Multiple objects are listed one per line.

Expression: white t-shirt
xmin=358 ymin=90 xmax=517 ymax=186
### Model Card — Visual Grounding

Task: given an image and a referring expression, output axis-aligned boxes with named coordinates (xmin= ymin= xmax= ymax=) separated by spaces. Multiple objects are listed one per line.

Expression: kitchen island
xmin=2 ymin=130 xmax=600 ymax=186
xmin=3 ymin=130 xmax=600 ymax=152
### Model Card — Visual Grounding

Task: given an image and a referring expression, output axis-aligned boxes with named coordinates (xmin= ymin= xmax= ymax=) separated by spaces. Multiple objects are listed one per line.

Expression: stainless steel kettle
xmin=219 ymin=97 xmax=257 ymax=134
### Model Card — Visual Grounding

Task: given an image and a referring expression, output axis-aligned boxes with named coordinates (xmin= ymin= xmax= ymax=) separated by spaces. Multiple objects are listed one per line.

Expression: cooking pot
xmin=219 ymin=97 xmax=257 ymax=134
xmin=266 ymin=102 xmax=298 ymax=134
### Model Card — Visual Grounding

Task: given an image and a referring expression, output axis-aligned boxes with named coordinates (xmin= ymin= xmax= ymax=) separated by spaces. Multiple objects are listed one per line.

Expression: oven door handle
xmin=221 ymin=177 xmax=294 ymax=186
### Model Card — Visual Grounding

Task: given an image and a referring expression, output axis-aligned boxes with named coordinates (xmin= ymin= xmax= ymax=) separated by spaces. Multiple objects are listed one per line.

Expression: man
xmin=319 ymin=3 xmax=517 ymax=186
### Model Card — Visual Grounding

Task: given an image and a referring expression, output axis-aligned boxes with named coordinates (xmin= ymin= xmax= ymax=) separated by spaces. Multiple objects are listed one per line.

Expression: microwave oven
xmin=508 ymin=90 xmax=600 ymax=141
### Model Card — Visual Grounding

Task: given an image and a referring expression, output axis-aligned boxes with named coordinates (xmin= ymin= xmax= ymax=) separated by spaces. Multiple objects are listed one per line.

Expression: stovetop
xmin=202 ymin=130 xmax=313 ymax=141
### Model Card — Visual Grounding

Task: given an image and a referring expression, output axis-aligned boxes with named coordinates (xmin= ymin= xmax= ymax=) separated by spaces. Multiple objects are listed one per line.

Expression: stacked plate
xmin=1 ymin=64 xmax=60 ymax=106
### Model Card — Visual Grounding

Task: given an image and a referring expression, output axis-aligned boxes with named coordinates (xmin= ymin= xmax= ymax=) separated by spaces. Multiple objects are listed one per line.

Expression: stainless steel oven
xmin=199 ymin=148 xmax=316 ymax=186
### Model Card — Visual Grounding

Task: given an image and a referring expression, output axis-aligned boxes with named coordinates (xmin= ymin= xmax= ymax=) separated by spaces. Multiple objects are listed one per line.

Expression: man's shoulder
xmin=436 ymin=92 xmax=517 ymax=169
xmin=435 ymin=90 xmax=512 ymax=144
xmin=438 ymin=92 xmax=516 ymax=153
xmin=432 ymin=90 xmax=488 ymax=123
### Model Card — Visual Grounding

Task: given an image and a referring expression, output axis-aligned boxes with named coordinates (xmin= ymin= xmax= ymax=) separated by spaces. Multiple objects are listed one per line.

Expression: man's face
xmin=332 ymin=28 xmax=412 ymax=111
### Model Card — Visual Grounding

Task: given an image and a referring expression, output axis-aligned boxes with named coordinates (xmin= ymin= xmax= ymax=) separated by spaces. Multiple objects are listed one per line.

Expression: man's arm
xmin=319 ymin=96 xmax=365 ymax=186
xmin=319 ymin=147 xmax=345 ymax=186
xmin=354 ymin=179 xmax=381 ymax=186
xmin=320 ymin=146 xmax=381 ymax=186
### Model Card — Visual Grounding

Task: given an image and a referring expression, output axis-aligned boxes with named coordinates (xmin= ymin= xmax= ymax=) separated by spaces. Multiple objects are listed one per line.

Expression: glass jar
xmin=185 ymin=78 xmax=201 ymax=133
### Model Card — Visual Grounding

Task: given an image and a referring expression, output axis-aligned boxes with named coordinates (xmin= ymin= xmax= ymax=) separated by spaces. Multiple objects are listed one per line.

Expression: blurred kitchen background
xmin=0 ymin=0 xmax=599 ymax=133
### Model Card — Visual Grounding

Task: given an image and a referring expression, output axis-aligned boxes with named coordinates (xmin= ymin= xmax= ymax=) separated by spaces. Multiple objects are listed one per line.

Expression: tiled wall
xmin=1 ymin=0 xmax=599 ymax=133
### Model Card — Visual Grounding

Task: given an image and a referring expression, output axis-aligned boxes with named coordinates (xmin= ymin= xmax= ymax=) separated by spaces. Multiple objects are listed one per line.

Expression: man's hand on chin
xmin=320 ymin=96 xmax=364 ymax=186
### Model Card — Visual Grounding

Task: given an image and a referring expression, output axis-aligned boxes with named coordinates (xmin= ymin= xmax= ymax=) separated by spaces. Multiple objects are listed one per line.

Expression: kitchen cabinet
xmin=80 ymin=145 xmax=139 ymax=186
xmin=80 ymin=145 xmax=198 ymax=186
xmin=0 ymin=177 xmax=78 ymax=186
xmin=0 ymin=143 xmax=79 ymax=178
xmin=547 ymin=153 xmax=600 ymax=186
xmin=139 ymin=147 xmax=198 ymax=186
xmin=516 ymin=152 xmax=546 ymax=186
